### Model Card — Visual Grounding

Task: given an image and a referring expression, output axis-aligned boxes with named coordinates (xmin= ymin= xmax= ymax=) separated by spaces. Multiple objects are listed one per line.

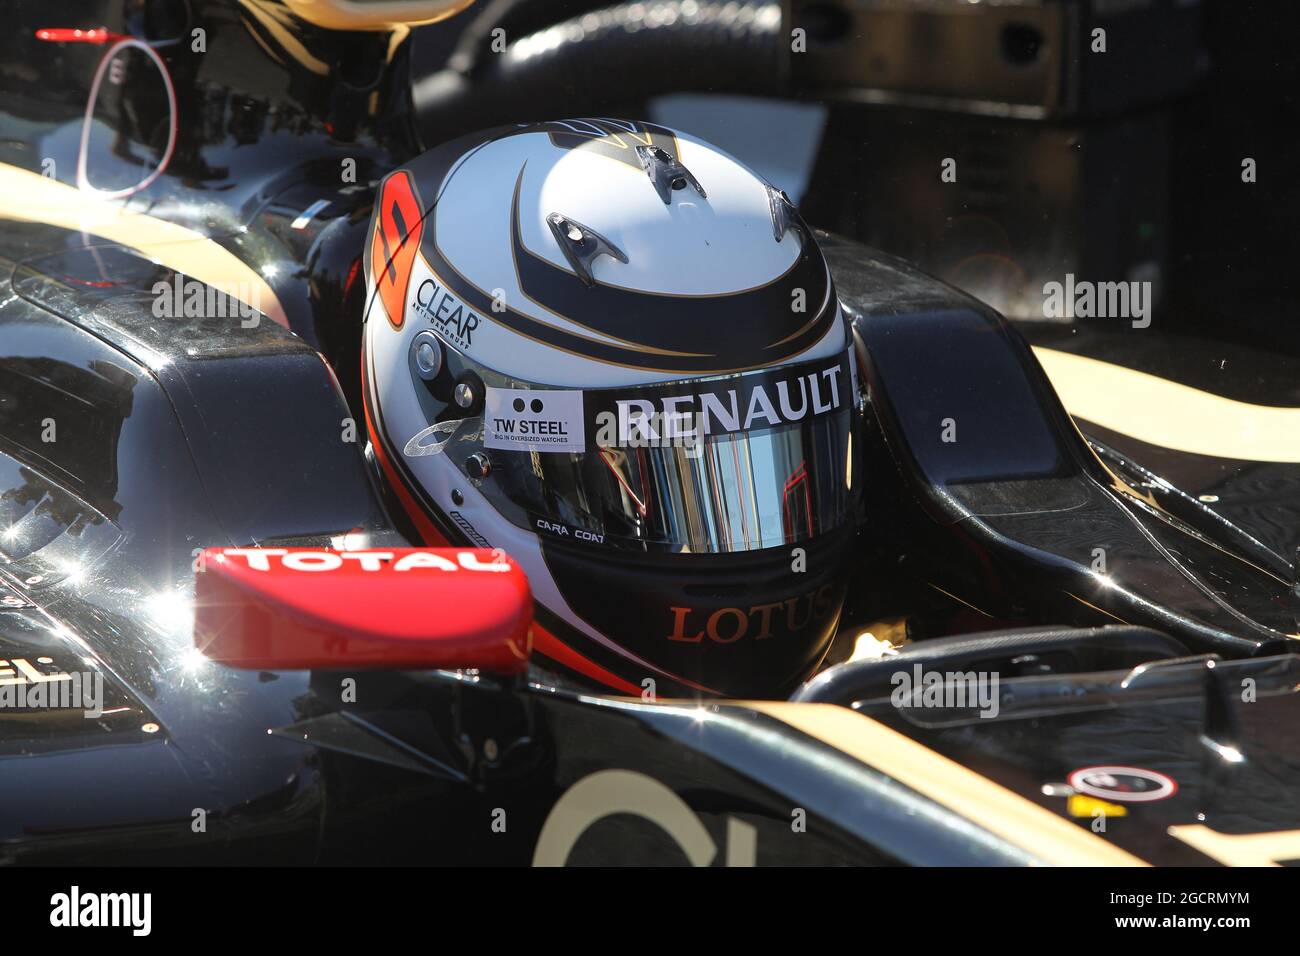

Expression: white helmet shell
xmin=366 ymin=118 xmax=844 ymax=387
xmin=362 ymin=120 xmax=859 ymax=698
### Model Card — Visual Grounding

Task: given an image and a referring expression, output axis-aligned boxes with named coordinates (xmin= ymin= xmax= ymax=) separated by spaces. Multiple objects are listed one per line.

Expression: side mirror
xmin=193 ymin=547 xmax=531 ymax=674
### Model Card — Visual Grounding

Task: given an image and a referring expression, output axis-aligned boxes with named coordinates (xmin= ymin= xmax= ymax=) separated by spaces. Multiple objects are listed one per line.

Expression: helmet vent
xmin=635 ymin=145 xmax=707 ymax=205
xmin=545 ymin=213 xmax=629 ymax=287
xmin=766 ymin=185 xmax=804 ymax=244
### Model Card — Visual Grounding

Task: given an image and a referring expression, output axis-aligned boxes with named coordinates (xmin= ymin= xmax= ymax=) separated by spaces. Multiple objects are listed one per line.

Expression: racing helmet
xmin=362 ymin=119 xmax=863 ymax=697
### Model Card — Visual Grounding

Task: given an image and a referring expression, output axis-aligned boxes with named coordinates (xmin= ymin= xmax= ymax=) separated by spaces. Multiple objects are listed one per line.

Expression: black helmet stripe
xmin=418 ymin=162 xmax=837 ymax=375
xmin=508 ymin=167 xmax=835 ymax=363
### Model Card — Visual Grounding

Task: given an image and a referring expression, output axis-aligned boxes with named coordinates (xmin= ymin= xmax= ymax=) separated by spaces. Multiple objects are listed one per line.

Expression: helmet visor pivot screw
xmin=466 ymin=453 xmax=491 ymax=480
xmin=451 ymin=371 xmax=486 ymax=414
xmin=411 ymin=331 xmax=443 ymax=380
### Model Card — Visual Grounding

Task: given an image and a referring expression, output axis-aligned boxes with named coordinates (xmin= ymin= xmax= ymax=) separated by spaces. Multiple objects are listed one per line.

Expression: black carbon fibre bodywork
xmin=3 ymin=214 xmax=1298 ymax=863
xmin=1 ymin=0 xmax=1299 ymax=866
xmin=824 ymin=238 xmax=1299 ymax=658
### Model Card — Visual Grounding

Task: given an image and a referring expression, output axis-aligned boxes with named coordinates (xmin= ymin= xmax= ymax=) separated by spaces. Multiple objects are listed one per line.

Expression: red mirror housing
xmin=194 ymin=548 xmax=532 ymax=674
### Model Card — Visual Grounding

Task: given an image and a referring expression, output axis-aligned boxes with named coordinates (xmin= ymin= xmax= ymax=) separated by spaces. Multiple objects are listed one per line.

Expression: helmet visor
xmin=403 ymin=344 xmax=860 ymax=554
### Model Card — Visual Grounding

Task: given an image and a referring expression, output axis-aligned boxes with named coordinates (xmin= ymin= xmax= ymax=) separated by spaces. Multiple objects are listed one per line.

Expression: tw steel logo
xmin=370 ymin=171 xmax=424 ymax=330
xmin=667 ymin=584 xmax=836 ymax=644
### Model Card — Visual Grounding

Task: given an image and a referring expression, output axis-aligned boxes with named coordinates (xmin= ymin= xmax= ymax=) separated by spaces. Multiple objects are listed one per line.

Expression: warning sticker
xmin=1067 ymin=766 xmax=1177 ymax=803
xmin=483 ymin=388 xmax=585 ymax=453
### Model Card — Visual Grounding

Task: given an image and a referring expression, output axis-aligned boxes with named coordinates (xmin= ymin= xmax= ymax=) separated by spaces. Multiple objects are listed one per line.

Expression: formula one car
xmin=0 ymin=0 xmax=1298 ymax=867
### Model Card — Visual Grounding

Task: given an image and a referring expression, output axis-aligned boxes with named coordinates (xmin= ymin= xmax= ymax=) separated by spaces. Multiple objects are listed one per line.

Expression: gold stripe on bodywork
xmin=283 ymin=0 xmax=476 ymax=30
xmin=239 ymin=1 xmax=330 ymax=75
xmin=0 ymin=163 xmax=288 ymax=328
xmin=746 ymin=701 xmax=1148 ymax=866
xmin=1168 ymin=824 xmax=1300 ymax=866
xmin=1034 ymin=346 xmax=1300 ymax=463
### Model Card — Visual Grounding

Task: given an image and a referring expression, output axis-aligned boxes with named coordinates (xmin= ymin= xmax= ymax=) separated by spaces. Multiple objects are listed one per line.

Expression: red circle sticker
xmin=1068 ymin=765 xmax=1178 ymax=803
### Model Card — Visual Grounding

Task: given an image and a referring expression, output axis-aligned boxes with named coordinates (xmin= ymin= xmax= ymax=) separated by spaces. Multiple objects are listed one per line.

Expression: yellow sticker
xmin=1068 ymin=795 xmax=1128 ymax=818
